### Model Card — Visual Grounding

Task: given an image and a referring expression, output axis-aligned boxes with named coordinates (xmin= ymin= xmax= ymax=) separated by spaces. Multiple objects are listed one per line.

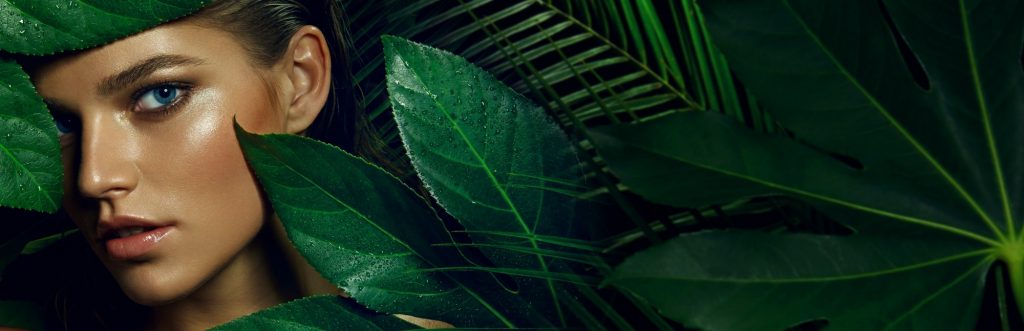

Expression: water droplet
xmin=17 ymin=19 xmax=24 ymax=24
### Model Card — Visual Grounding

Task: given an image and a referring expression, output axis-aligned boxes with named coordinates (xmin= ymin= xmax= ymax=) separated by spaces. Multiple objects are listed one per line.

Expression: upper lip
xmin=96 ymin=215 xmax=172 ymax=242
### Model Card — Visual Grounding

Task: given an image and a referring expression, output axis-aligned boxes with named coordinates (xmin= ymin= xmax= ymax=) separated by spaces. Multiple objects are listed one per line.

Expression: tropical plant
xmin=9 ymin=0 xmax=1001 ymax=330
xmin=593 ymin=0 xmax=1024 ymax=330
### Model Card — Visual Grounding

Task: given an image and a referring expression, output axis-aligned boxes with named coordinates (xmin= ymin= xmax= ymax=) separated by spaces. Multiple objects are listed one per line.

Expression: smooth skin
xmin=33 ymin=18 xmax=341 ymax=330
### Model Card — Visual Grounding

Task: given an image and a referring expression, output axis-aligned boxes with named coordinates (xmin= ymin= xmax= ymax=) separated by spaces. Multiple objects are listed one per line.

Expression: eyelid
xmin=130 ymin=81 xmax=191 ymax=102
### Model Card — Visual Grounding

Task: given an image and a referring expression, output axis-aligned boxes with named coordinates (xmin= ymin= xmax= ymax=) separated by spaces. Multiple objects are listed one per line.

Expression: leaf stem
xmin=1003 ymin=245 xmax=1024 ymax=321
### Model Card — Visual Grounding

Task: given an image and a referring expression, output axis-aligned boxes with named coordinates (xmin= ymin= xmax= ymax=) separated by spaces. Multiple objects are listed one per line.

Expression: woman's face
xmin=32 ymin=19 xmax=290 ymax=305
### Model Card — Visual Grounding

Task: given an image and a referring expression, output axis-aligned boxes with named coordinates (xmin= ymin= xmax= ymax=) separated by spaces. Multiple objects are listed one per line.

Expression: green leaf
xmin=212 ymin=295 xmax=419 ymax=331
xmin=383 ymin=35 xmax=585 ymax=324
xmin=605 ymin=231 xmax=990 ymax=331
xmin=0 ymin=59 xmax=61 ymax=213
xmin=0 ymin=0 xmax=211 ymax=55
xmin=234 ymin=123 xmax=548 ymax=328
xmin=20 ymin=228 xmax=76 ymax=255
xmin=593 ymin=0 xmax=1024 ymax=328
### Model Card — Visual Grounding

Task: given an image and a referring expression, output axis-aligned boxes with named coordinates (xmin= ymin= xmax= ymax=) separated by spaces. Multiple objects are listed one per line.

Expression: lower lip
xmin=104 ymin=226 xmax=173 ymax=261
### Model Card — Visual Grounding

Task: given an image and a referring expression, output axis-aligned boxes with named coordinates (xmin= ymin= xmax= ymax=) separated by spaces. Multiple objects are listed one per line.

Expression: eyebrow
xmin=98 ymin=54 xmax=206 ymax=96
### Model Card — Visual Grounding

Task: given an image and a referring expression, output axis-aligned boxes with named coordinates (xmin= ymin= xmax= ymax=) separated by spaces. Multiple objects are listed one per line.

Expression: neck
xmin=145 ymin=227 xmax=296 ymax=331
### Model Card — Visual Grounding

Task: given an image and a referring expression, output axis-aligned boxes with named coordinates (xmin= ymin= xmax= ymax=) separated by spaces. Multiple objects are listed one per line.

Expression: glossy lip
xmin=97 ymin=215 xmax=172 ymax=242
xmin=97 ymin=215 xmax=176 ymax=261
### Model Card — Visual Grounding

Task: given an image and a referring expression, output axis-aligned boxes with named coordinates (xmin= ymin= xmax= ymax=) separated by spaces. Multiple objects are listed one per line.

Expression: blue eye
xmin=53 ymin=113 xmax=80 ymax=136
xmin=136 ymin=85 xmax=185 ymax=112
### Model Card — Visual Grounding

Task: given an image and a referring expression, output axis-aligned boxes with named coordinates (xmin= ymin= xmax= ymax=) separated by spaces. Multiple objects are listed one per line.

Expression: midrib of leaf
xmin=357 ymin=287 xmax=459 ymax=298
xmin=879 ymin=256 xmax=992 ymax=331
xmin=0 ymin=143 xmax=56 ymax=211
xmin=398 ymin=55 xmax=563 ymax=323
xmin=619 ymin=249 xmax=991 ymax=284
xmin=781 ymin=2 xmax=1005 ymax=243
xmin=539 ymin=1 xmax=701 ymax=110
xmin=244 ymin=135 xmax=516 ymax=327
xmin=624 ymin=139 xmax=1000 ymax=247
xmin=956 ymin=0 xmax=1015 ymax=240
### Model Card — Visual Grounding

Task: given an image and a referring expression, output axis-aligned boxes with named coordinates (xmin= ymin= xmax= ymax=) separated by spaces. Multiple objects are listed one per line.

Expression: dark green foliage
xmin=593 ymin=0 xmax=1024 ymax=329
xmin=384 ymin=35 xmax=585 ymax=325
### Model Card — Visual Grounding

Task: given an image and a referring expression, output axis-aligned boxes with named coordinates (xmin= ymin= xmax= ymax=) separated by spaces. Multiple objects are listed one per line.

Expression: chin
xmin=110 ymin=262 xmax=203 ymax=307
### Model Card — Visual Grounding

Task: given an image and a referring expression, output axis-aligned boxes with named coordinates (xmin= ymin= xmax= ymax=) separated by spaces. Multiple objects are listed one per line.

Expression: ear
xmin=282 ymin=25 xmax=332 ymax=134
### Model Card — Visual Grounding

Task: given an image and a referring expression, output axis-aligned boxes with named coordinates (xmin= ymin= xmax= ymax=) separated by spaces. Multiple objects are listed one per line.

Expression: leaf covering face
xmin=30 ymin=18 xmax=304 ymax=311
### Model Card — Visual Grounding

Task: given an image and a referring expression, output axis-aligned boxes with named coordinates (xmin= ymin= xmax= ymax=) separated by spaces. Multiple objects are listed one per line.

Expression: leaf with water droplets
xmin=0 ymin=59 xmax=60 ymax=212
xmin=0 ymin=0 xmax=210 ymax=55
xmin=234 ymin=122 xmax=551 ymax=328
xmin=383 ymin=35 xmax=585 ymax=324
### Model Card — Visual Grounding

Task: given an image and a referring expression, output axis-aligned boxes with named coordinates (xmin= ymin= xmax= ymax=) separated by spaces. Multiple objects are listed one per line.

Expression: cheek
xmin=153 ymin=88 xmax=280 ymax=230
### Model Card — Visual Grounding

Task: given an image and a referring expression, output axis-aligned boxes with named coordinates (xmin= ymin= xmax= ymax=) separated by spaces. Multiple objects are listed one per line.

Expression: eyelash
xmin=129 ymin=82 xmax=194 ymax=116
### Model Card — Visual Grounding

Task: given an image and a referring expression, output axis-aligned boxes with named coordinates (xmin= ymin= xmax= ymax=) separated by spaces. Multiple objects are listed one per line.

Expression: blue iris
xmin=153 ymin=86 xmax=177 ymax=104
xmin=137 ymin=85 xmax=183 ymax=112
xmin=53 ymin=113 xmax=79 ymax=135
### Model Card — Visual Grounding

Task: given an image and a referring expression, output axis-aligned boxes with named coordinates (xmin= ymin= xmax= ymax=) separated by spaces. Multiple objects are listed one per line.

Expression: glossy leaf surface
xmin=212 ymin=295 xmax=418 ymax=331
xmin=0 ymin=0 xmax=210 ymax=55
xmin=595 ymin=0 xmax=1024 ymax=328
xmin=384 ymin=35 xmax=584 ymax=323
xmin=235 ymin=123 xmax=545 ymax=328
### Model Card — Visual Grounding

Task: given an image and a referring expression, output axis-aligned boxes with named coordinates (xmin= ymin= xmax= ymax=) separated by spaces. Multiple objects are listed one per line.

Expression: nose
xmin=77 ymin=113 xmax=139 ymax=199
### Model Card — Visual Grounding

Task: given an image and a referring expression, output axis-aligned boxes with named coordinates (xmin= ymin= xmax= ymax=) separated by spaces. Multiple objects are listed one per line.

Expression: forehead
xmin=32 ymin=19 xmax=245 ymax=98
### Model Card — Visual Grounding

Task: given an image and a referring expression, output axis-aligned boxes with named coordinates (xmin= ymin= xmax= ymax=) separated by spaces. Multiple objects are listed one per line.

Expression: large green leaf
xmin=0 ymin=0 xmax=210 ymax=212
xmin=384 ymin=35 xmax=587 ymax=324
xmin=0 ymin=0 xmax=210 ymax=55
xmin=606 ymin=231 xmax=990 ymax=331
xmin=0 ymin=59 xmax=61 ymax=213
xmin=594 ymin=0 xmax=1024 ymax=328
xmin=212 ymin=295 xmax=418 ymax=331
xmin=235 ymin=123 xmax=550 ymax=328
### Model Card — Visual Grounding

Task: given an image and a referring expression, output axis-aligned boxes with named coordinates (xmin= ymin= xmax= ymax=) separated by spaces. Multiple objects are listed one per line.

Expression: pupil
xmin=156 ymin=87 xmax=176 ymax=103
